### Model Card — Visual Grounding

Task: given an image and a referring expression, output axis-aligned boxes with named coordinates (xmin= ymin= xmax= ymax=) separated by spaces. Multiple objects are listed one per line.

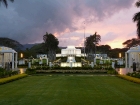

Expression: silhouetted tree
xmin=122 ymin=38 xmax=140 ymax=48
xmin=0 ymin=0 xmax=14 ymax=8
xmin=97 ymin=45 xmax=111 ymax=54
xmin=43 ymin=32 xmax=59 ymax=61
xmin=85 ymin=32 xmax=101 ymax=59
xmin=133 ymin=0 xmax=140 ymax=38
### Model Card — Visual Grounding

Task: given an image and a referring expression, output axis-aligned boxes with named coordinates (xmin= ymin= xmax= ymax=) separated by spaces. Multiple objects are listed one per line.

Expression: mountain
xmin=21 ymin=43 xmax=40 ymax=50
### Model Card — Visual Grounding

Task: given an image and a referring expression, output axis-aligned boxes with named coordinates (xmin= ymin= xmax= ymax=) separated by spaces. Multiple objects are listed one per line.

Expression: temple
xmin=0 ymin=46 xmax=17 ymax=69
xmin=125 ymin=45 xmax=140 ymax=68
xmin=56 ymin=46 xmax=85 ymax=67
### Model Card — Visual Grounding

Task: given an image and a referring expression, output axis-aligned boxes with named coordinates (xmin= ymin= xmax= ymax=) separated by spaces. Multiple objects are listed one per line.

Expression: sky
xmin=0 ymin=0 xmax=139 ymax=48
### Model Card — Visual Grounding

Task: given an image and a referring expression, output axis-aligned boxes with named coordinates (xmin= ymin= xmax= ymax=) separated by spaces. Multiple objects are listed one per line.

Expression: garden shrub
xmin=26 ymin=68 xmax=36 ymax=74
xmin=75 ymin=57 xmax=81 ymax=62
xmin=126 ymin=72 xmax=140 ymax=79
xmin=0 ymin=67 xmax=19 ymax=78
xmin=17 ymin=64 xmax=28 ymax=68
xmin=0 ymin=74 xmax=28 ymax=85
xmin=107 ymin=69 xmax=118 ymax=75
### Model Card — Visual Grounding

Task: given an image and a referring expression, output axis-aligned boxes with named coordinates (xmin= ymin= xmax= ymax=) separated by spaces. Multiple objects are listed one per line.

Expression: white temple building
xmin=125 ymin=45 xmax=140 ymax=68
xmin=56 ymin=46 xmax=85 ymax=67
xmin=56 ymin=46 xmax=85 ymax=58
xmin=0 ymin=46 xmax=17 ymax=69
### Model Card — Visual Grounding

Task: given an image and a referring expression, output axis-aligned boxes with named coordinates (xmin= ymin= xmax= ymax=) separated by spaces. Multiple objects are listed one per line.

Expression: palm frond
xmin=136 ymin=21 xmax=140 ymax=38
xmin=136 ymin=0 xmax=140 ymax=7
xmin=0 ymin=0 xmax=14 ymax=8
xmin=133 ymin=12 xmax=140 ymax=22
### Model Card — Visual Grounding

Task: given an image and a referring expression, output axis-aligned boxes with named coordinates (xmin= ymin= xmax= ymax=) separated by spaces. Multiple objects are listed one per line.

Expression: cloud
xmin=0 ymin=0 xmax=135 ymax=45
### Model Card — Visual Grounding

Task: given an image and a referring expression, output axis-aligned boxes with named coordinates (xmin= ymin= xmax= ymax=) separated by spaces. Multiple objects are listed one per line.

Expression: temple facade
xmin=56 ymin=46 xmax=84 ymax=67
xmin=0 ymin=46 xmax=17 ymax=69
xmin=125 ymin=45 xmax=140 ymax=68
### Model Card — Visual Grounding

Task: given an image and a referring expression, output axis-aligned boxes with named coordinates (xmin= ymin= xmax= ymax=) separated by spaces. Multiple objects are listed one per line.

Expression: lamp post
xmin=94 ymin=32 xmax=97 ymax=64
xmin=84 ymin=22 xmax=86 ymax=59
xmin=119 ymin=53 xmax=121 ymax=68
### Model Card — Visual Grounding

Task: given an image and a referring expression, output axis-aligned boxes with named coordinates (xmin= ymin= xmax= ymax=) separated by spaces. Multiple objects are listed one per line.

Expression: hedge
xmin=0 ymin=74 xmax=28 ymax=85
xmin=117 ymin=75 xmax=140 ymax=84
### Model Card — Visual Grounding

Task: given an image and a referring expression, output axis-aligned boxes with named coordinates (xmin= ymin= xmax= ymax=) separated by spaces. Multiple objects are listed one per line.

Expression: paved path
xmin=116 ymin=68 xmax=133 ymax=75
xmin=17 ymin=68 xmax=135 ymax=75
xmin=17 ymin=68 xmax=26 ymax=74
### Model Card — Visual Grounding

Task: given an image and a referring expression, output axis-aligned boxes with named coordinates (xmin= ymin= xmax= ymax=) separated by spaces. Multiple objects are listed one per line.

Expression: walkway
xmin=116 ymin=68 xmax=133 ymax=75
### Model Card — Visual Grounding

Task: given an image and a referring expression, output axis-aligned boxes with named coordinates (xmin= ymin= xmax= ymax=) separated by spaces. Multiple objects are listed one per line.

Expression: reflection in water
xmin=117 ymin=68 xmax=133 ymax=75
xmin=19 ymin=68 xmax=26 ymax=74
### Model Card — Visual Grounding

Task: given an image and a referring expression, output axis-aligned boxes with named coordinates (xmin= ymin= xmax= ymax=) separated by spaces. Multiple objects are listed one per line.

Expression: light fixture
xmin=21 ymin=53 xmax=23 ymax=58
xmin=119 ymin=53 xmax=121 ymax=58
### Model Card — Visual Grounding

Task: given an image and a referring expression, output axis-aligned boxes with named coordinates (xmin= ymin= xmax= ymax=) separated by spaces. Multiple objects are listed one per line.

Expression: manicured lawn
xmin=0 ymin=75 xmax=140 ymax=105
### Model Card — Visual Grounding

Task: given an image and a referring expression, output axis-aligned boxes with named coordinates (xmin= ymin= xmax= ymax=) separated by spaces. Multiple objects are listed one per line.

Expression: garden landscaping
xmin=0 ymin=75 xmax=140 ymax=105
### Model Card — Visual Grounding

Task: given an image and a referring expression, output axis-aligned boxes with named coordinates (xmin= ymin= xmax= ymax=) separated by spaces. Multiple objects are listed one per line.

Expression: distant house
xmin=88 ymin=54 xmax=108 ymax=59
xmin=37 ymin=54 xmax=47 ymax=59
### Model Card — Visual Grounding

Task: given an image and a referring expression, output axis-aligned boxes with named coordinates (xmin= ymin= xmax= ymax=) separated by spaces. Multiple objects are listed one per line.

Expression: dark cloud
xmin=0 ymin=0 xmax=135 ymax=44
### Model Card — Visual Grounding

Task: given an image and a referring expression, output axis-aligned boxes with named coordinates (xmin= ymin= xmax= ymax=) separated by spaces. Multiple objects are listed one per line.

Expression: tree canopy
xmin=43 ymin=32 xmax=59 ymax=61
xmin=122 ymin=38 xmax=140 ymax=48
xmin=0 ymin=0 xmax=14 ymax=8
xmin=85 ymin=32 xmax=101 ymax=54
xmin=97 ymin=45 xmax=111 ymax=54
xmin=133 ymin=0 xmax=140 ymax=38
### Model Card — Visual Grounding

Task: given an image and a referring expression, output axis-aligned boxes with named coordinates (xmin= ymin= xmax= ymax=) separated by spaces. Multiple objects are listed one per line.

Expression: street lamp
xmin=119 ymin=53 xmax=121 ymax=68
xmin=94 ymin=32 xmax=97 ymax=64
xmin=84 ymin=21 xmax=86 ymax=59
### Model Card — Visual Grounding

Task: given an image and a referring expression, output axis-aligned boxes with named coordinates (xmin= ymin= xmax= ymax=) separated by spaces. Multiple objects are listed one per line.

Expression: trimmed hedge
xmin=127 ymin=72 xmax=140 ymax=79
xmin=0 ymin=68 xmax=19 ymax=78
xmin=26 ymin=68 xmax=36 ymax=74
xmin=107 ymin=69 xmax=118 ymax=75
xmin=117 ymin=75 xmax=140 ymax=84
xmin=0 ymin=74 xmax=28 ymax=85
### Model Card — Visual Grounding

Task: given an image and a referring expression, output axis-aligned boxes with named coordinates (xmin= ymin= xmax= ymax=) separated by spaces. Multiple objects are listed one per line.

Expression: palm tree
xmin=133 ymin=0 xmax=140 ymax=38
xmin=0 ymin=0 xmax=14 ymax=8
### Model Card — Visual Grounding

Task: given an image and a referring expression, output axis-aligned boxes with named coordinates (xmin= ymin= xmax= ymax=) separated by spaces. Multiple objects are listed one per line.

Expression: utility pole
xmin=84 ymin=22 xmax=85 ymax=59
xmin=94 ymin=32 xmax=97 ymax=64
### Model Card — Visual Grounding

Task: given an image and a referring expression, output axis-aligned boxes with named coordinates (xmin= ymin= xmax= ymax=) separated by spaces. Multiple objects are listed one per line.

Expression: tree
xmin=97 ymin=45 xmax=111 ymax=54
xmin=85 ymin=32 xmax=101 ymax=59
xmin=122 ymin=38 xmax=140 ymax=48
xmin=43 ymin=32 xmax=59 ymax=61
xmin=0 ymin=37 xmax=23 ymax=51
xmin=109 ymin=48 xmax=128 ymax=58
xmin=0 ymin=0 xmax=14 ymax=8
xmin=133 ymin=0 xmax=140 ymax=38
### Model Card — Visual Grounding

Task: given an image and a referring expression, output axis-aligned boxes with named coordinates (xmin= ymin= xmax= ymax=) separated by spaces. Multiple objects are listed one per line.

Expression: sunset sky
xmin=0 ymin=0 xmax=139 ymax=48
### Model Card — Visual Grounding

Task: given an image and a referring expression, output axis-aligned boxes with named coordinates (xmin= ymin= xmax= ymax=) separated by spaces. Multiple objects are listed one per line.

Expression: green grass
xmin=0 ymin=75 xmax=140 ymax=105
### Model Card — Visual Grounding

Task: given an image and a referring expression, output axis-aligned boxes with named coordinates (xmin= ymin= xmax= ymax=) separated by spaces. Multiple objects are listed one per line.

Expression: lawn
xmin=0 ymin=75 xmax=140 ymax=105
